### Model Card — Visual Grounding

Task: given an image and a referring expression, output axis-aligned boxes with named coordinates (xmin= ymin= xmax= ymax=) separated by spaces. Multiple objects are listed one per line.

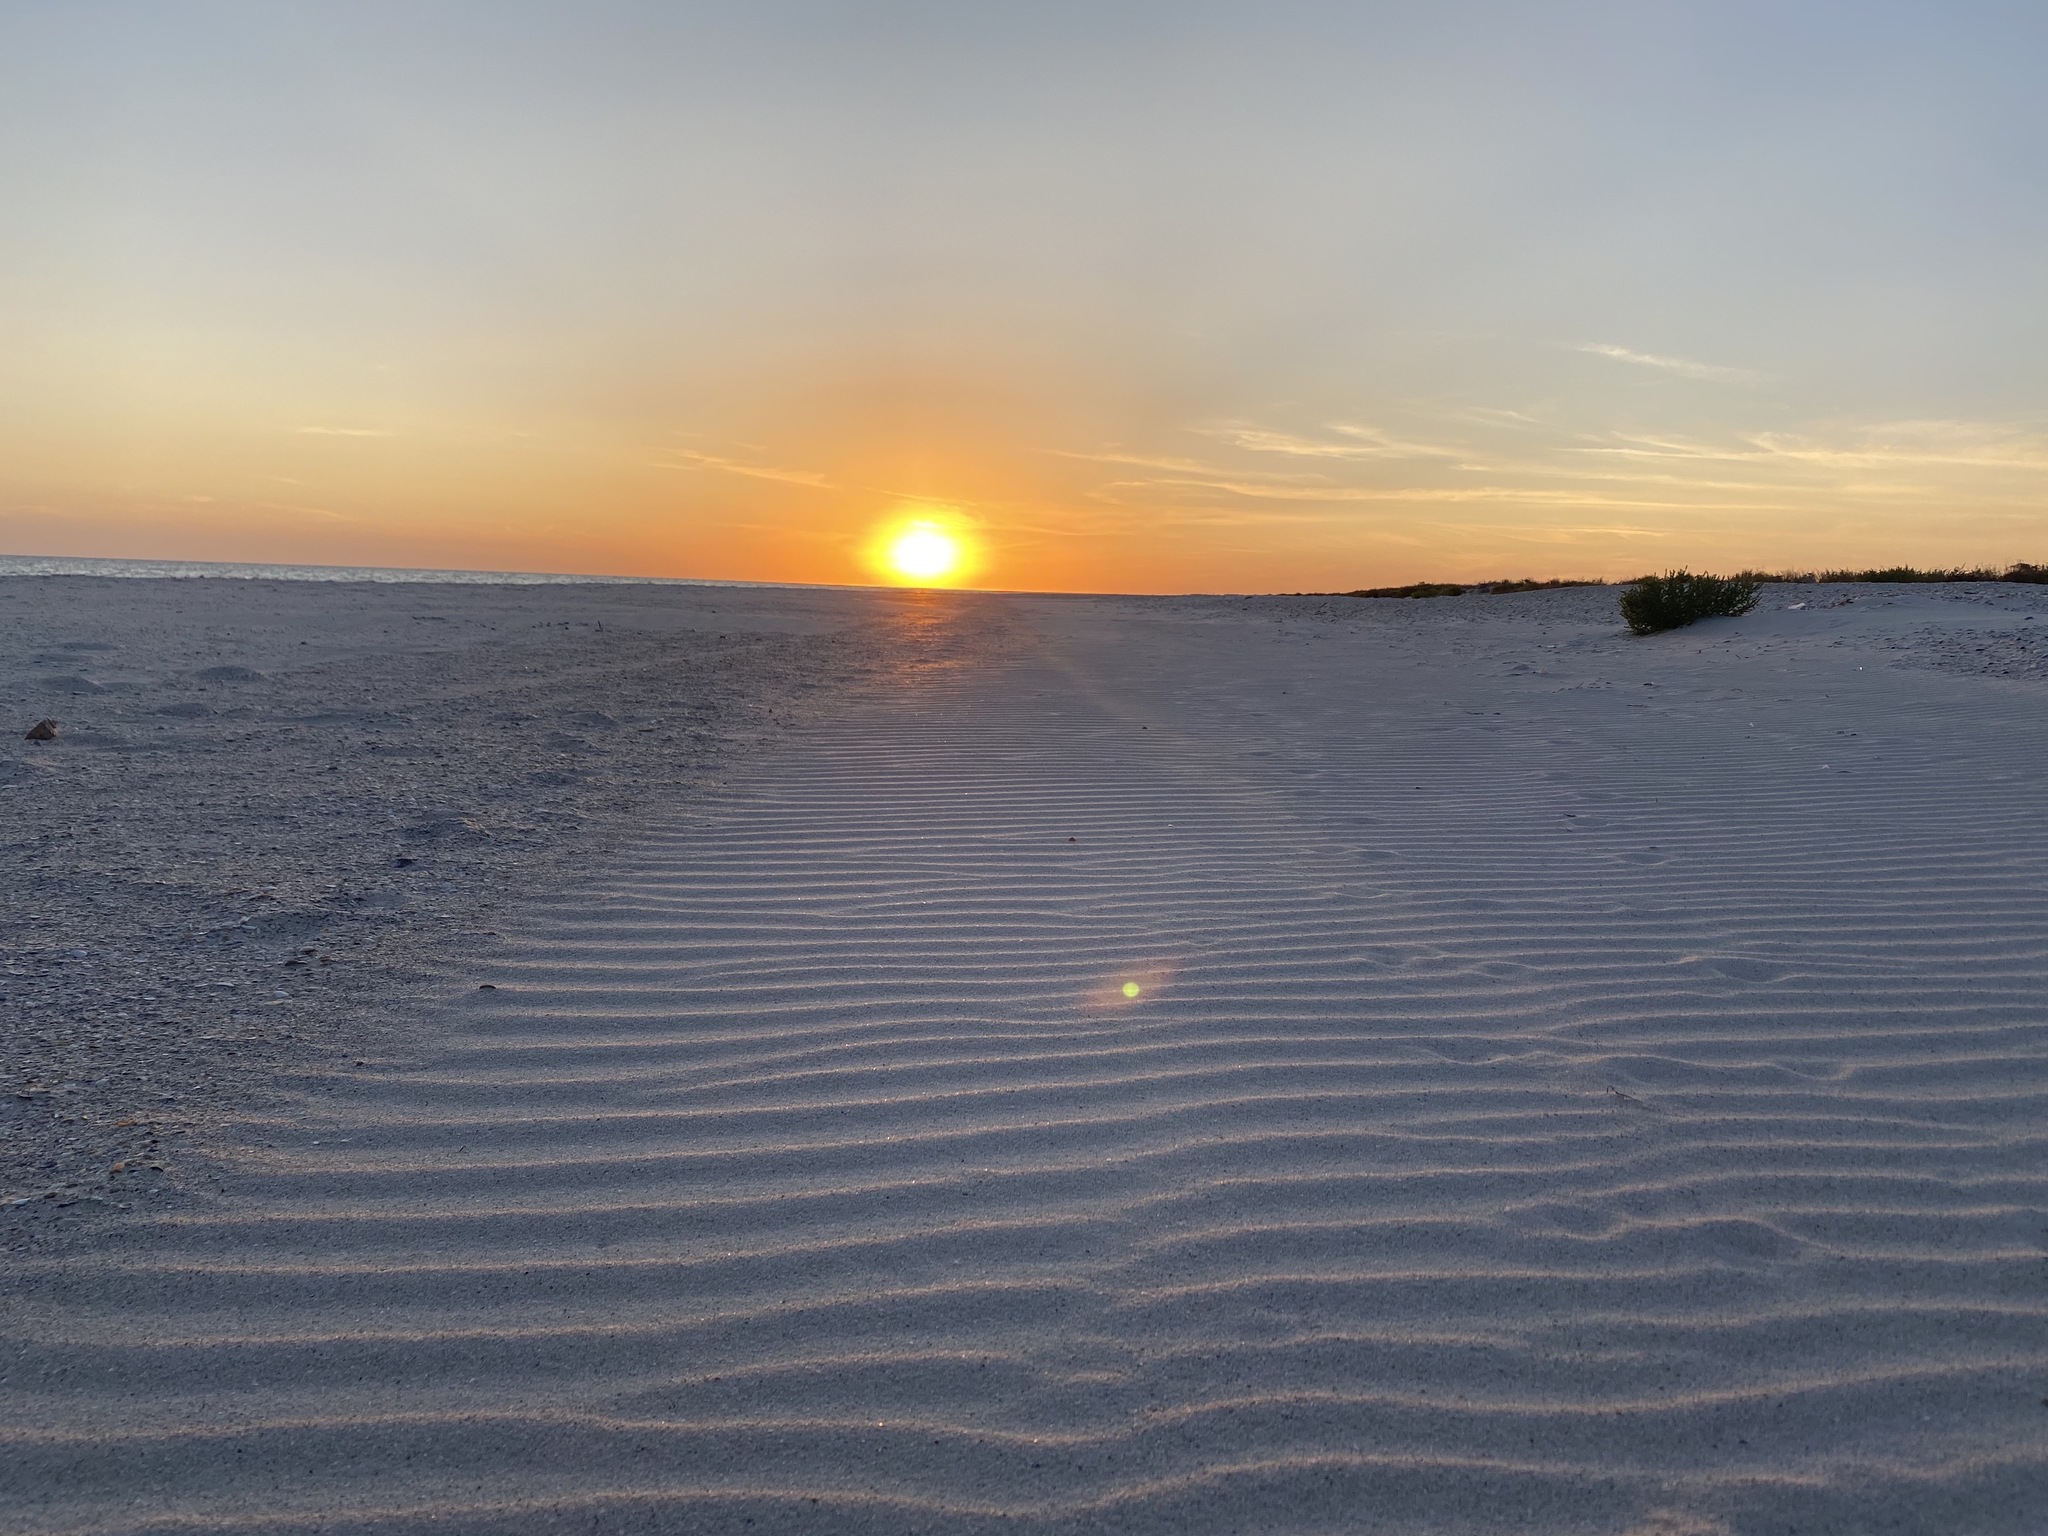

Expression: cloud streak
xmin=1090 ymin=475 xmax=1795 ymax=514
xmin=654 ymin=449 xmax=831 ymax=488
xmin=1192 ymin=422 xmax=1461 ymax=460
xmin=1578 ymin=344 xmax=1755 ymax=384
xmin=1574 ymin=420 xmax=2048 ymax=472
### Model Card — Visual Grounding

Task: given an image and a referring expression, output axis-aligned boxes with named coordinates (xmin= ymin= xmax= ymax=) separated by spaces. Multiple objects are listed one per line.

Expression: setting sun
xmin=890 ymin=525 xmax=959 ymax=580
xmin=870 ymin=515 xmax=976 ymax=587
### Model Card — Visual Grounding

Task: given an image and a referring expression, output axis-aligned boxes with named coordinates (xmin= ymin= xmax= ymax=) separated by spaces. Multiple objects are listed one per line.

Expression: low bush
xmin=1346 ymin=581 xmax=1469 ymax=599
xmin=1818 ymin=565 xmax=2000 ymax=583
xmin=1743 ymin=563 xmax=2045 ymax=584
xmin=1341 ymin=577 xmax=1604 ymax=599
xmin=1620 ymin=570 xmax=1761 ymax=635
xmin=1328 ymin=563 xmax=2047 ymax=606
xmin=1477 ymin=577 xmax=1604 ymax=594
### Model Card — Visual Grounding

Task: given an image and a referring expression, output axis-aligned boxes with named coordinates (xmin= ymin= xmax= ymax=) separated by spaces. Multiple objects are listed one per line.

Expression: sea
xmin=0 ymin=555 xmax=752 ymax=586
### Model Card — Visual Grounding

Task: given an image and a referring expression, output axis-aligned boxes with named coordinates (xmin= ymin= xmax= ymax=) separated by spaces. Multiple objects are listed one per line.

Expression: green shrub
xmin=1619 ymin=570 xmax=1761 ymax=635
xmin=1345 ymin=581 xmax=1468 ymax=599
xmin=1817 ymin=565 xmax=1999 ymax=583
xmin=1340 ymin=577 xmax=1604 ymax=599
xmin=1737 ymin=564 xmax=2044 ymax=584
xmin=1476 ymin=577 xmax=1603 ymax=594
xmin=1323 ymin=564 xmax=2048 ymax=603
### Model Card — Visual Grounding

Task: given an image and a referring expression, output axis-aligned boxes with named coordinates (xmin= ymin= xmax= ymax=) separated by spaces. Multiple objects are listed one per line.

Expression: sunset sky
xmin=3 ymin=2 xmax=2045 ymax=591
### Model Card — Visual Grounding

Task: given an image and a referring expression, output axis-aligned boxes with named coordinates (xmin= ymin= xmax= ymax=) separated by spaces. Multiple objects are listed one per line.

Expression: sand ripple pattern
xmin=6 ymin=596 xmax=2045 ymax=1534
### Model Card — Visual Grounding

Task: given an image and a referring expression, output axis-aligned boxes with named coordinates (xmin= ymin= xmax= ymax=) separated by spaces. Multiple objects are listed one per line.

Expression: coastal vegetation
xmin=1340 ymin=577 xmax=1604 ymax=599
xmin=1745 ymin=562 xmax=2048 ymax=584
xmin=1621 ymin=571 xmax=1762 ymax=634
xmin=1320 ymin=562 xmax=2047 ymax=608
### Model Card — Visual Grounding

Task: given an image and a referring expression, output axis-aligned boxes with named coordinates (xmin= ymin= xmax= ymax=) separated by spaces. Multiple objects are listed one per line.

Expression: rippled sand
xmin=6 ymin=582 xmax=2045 ymax=1534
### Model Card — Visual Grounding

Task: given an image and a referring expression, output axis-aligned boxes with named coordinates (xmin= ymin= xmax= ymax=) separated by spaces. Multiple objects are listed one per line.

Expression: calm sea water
xmin=0 ymin=555 xmax=747 ymax=586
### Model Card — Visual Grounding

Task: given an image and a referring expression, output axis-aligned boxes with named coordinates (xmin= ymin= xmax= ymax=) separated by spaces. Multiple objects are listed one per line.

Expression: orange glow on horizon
xmin=8 ymin=362 xmax=2046 ymax=596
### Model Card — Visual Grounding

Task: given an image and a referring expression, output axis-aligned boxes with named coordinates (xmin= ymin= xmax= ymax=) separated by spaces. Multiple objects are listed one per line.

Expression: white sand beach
xmin=0 ymin=576 xmax=893 ymax=1207
xmin=4 ymin=577 xmax=2046 ymax=1534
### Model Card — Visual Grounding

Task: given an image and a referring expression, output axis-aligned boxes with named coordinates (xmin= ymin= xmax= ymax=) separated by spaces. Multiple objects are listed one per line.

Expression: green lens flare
xmin=1122 ymin=981 xmax=1142 ymax=998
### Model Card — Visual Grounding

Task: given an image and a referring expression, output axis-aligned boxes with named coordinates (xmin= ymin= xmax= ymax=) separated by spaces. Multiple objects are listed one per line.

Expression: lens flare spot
xmin=1122 ymin=981 xmax=1142 ymax=999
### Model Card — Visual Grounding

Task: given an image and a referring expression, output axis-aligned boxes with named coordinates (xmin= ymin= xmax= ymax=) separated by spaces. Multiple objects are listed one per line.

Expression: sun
xmin=870 ymin=515 xmax=976 ymax=586
xmin=889 ymin=524 xmax=960 ymax=581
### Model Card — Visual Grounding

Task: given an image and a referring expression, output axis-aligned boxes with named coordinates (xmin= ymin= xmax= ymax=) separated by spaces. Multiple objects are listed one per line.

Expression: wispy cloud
xmin=1063 ymin=409 xmax=2048 ymax=543
xmin=1578 ymin=343 xmax=1755 ymax=384
xmin=1091 ymin=475 xmax=1790 ymax=513
xmin=1572 ymin=430 xmax=1747 ymax=461
xmin=1576 ymin=420 xmax=2048 ymax=472
xmin=1051 ymin=448 xmax=1225 ymax=474
xmin=654 ymin=449 xmax=831 ymax=488
xmin=1458 ymin=406 xmax=1546 ymax=428
xmin=259 ymin=502 xmax=354 ymax=521
xmin=1192 ymin=421 xmax=1460 ymax=460
xmin=295 ymin=426 xmax=394 ymax=437
xmin=1413 ymin=520 xmax=1678 ymax=546
xmin=1543 ymin=525 xmax=1673 ymax=540
xmin=1750 ymin=420 xmax=2048 ymax=471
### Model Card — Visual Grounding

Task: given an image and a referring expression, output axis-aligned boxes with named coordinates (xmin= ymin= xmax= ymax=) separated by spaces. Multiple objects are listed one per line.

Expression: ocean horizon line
xmin=0 ymin=552 xmax=876 ymax=591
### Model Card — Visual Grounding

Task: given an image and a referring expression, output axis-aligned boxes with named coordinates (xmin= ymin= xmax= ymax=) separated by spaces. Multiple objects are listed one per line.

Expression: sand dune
xmin=5 ymin=583 xmax=2044 ymax=1533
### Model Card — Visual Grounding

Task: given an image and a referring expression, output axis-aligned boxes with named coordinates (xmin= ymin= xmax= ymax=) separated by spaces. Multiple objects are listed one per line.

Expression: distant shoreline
xmin=1307 ymin=561 xmax=2048 ymax=600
